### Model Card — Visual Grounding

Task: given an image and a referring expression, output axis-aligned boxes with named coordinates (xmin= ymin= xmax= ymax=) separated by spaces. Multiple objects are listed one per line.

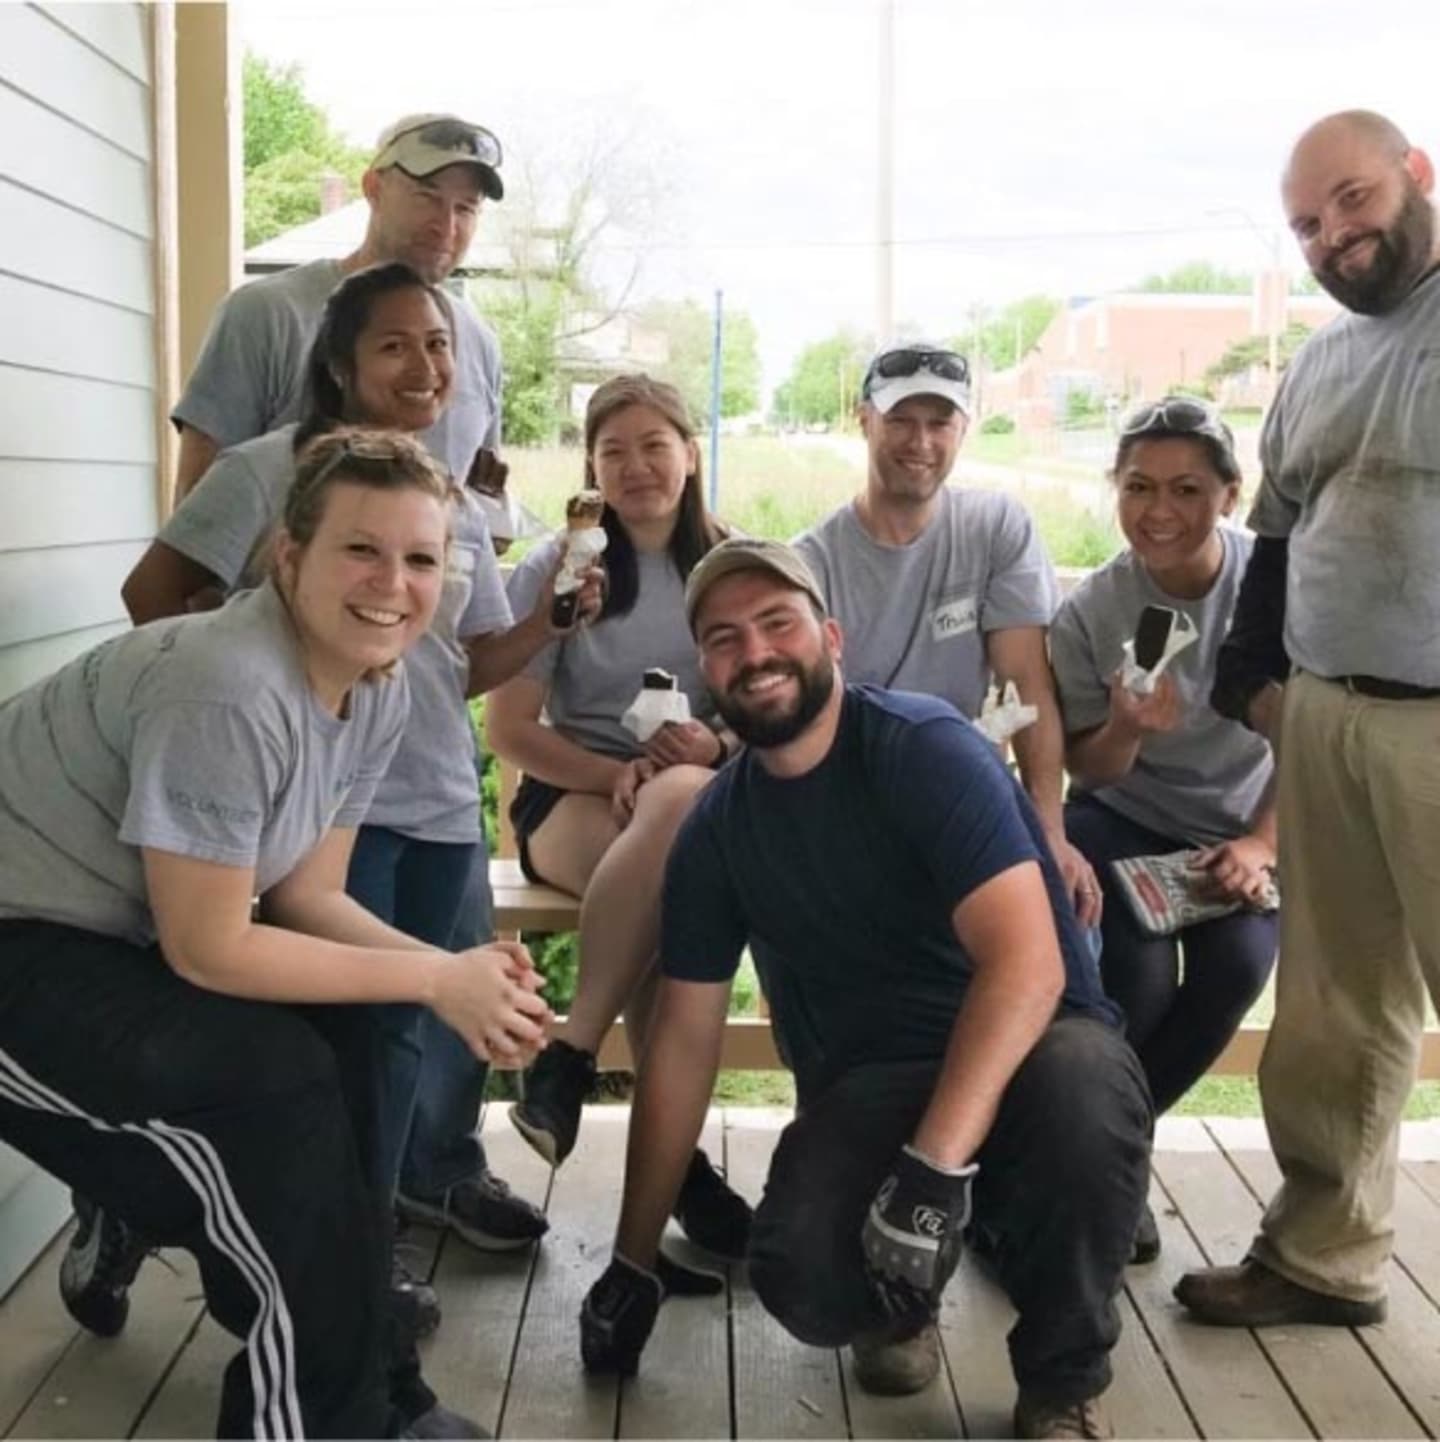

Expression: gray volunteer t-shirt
xmin=171 ymin=258 xmax=503 ymax=480
xmin=0 ymin=584 xmax=408 ymax=946
xmin=1248 ymin=266 xmax=1440 ymax=685
xmin=159 ymin=433 xmax=512 ymax=842
xmin=507 ymin=538 xmax=713 ymax=759
xmin=1049 ymin=526 xmax=1273 ymax=846
xmin=794 ymin=487 xmax=1059 ymax=718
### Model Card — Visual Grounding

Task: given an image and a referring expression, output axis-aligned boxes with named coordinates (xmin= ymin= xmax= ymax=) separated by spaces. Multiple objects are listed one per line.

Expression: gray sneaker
xmin=851 ymin=1319 xmax=940 ymax=1395
xmin=59 ymin=1195 xmax=148 ymax=1338
xmin=397 ymin=1172 xmax=549 ymax=1253
xmin=402 ymin=1402 xmax=491 ymax=1439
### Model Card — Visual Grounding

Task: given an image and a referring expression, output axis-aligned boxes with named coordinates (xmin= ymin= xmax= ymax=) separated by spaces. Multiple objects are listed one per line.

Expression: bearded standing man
xmin=1177 ymin=109 xmax=1440 ymax=1327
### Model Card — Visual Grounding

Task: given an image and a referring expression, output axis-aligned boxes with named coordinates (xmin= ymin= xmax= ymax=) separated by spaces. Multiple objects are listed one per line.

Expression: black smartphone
xmin=551 ymin=591 xmax=580 ymax=627
xmin=1133 ymin=605 xmax=1178 ymax=671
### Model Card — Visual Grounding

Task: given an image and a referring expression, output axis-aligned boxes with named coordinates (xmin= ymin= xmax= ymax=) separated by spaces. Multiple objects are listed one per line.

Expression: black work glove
xmin=861 ymin=1145 xmax=978 ymax=1320
xmin=580 ymin=1250 xmax=723 ymax=1375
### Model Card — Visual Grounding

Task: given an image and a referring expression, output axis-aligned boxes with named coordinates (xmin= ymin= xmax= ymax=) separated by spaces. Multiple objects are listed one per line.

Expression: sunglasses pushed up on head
xmin=1119 ymin=397 xmax=1233 ymax=448
xmin=862 ymin=347 xmax=971 ymax=400
xmin=380 ymin=118 xmax=503 ymax=172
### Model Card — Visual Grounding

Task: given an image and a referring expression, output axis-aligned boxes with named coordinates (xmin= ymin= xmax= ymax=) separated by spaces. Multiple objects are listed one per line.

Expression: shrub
xmin=980 ymin=413 xmax=1016 ymax=435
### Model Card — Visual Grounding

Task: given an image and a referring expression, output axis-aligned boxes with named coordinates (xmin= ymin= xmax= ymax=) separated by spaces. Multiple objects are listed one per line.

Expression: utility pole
xmin=875 ymin=0 xmax=896 ymax=345
xmin=709 ymin=289 xmax=723 ymax=511
xmin=1208 ymin=207 xmax=1286 ymax=410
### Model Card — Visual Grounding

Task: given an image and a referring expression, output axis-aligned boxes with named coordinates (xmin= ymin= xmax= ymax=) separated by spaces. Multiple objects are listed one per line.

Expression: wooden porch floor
xmin=4 ymin=1108 xmax=1440 ymax=1440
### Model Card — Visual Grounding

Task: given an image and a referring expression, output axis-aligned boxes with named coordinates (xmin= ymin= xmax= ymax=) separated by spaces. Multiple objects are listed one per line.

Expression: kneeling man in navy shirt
xmin=579 ymin=538 xmax=1152 ymax=1441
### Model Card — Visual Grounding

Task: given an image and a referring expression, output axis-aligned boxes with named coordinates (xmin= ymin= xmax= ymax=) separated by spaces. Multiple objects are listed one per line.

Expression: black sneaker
xmin=509 ymin=1040 xmax=596 ymax=1166
xmin=391 ymin=1250 xmax=442 ymax=1340
xmin=59 ymin=1194 xmax=148 ymax=1337
xmin=397 ymin=1171 xmax=549 ymax=1253
xmin=672 ymin=1149 xmax=752 ymax=1260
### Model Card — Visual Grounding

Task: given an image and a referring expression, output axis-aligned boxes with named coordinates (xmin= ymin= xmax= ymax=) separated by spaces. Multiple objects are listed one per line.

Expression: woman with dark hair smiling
xmin=0 ymin=429 xmax=548 ymax=1438
xmin=1050 ymin=398 xmax=1278 ymax=1262
xmin=116 ymin=262 xmax=586 ymax=1339
xmin=487 ymin=375 xmax=752 ymax=1259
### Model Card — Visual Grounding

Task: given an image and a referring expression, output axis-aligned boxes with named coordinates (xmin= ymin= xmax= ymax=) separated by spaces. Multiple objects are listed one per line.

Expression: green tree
xmin=771 ymin=331 xmax=871 ymax=427
xmin=956 ymin=294 xmax=1060 ymax=370
xmin=242 ymin=53 xmax=366 ymax=248
xmin=482 ymin=284 xmax=566 ymax=445
xmin=1204 ymin=322 xmax=1313 ymax=386
xmin=1135 ymin=260 xmax=1252 ymax=294
xmin=637 ymin=299 xmax=761 ymax=425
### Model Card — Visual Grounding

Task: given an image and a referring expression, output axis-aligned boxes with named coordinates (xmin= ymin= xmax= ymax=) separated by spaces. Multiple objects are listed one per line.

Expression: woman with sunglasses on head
xmin=0 ymin=429 xmax=549 ymax=1439
xmin=486 ymin=375 xmax=752 ymax=1260
xmin=1049 ymin=398 xmax=1278 ymax=1261
xmin=121 ymin=263 xmax=580 ymax=1327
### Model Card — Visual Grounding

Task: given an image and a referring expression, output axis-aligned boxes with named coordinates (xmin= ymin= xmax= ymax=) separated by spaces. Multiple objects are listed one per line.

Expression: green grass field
xmin=507 ymin=433 xmax=1122 ymax=567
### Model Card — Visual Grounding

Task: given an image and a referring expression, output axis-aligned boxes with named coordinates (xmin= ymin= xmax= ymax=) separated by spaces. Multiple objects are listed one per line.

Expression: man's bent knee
xmin=749 ymin=1245 xmax=857 ymax=1347
xmin=749 ymin=1197 xmax=866 ymax=1347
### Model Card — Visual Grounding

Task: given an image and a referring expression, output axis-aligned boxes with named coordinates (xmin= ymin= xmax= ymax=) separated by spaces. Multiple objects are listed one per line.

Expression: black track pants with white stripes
xmin=0 ymin=920 xmax=393 ymax=1439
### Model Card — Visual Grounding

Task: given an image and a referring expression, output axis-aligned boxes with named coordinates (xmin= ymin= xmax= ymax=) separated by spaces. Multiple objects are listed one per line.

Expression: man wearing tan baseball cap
xmin=584 ymin=535 xmax=1150 ymax=1439
xmin=170 ymin=112 xmax=507 ymax=499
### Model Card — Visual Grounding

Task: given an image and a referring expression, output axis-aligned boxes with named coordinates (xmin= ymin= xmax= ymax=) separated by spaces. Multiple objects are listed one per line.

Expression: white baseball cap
xmin=372 ymin=113 xmax=504 ymax=200
xmin=862 ymin=342 xmax=972 ymax=416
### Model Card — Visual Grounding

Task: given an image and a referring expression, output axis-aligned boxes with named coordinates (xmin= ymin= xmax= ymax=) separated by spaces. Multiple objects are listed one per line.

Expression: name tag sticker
xmin=447 ymin=547 xmax=476 ymax=583
xmin=931 ymin=595 xmax=977 ymax=641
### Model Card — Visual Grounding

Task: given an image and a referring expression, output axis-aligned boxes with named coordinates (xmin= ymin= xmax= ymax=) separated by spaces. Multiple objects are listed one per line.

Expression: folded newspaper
xmin=1111 ymin=849 xmax=1280 ymax=936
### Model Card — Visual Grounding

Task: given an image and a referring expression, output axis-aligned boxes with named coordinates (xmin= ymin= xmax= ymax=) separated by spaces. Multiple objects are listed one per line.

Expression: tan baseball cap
xmin=684 ymin=538 xmax=827 ymax=633
xmin=372 ymin=113 xmax=504 ymax=200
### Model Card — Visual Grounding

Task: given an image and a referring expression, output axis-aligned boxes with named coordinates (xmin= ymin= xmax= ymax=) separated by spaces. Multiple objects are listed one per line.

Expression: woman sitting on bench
xmin=487 ymin=374 xmax=751 ymax=1259
xmin=0 ymin=430 xmax=549 ymax=1438
xmin=1049 ymin=398 xmax=1278 ymax=1263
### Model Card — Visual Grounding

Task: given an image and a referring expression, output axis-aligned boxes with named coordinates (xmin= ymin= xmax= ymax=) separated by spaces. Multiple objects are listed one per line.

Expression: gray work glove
xmin=862 ymin=1144 xmax=978 ymax=1319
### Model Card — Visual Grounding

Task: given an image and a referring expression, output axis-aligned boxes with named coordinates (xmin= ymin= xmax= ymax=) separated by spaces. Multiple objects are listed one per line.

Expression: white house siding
xmin=0 ymin=2 xmax=158 ymax=1299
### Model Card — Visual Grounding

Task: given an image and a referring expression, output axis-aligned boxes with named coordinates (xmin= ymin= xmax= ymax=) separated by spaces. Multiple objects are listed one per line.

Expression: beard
xmin=1313 ymin=184 xmax=1436 ymax=315
xmin=713 ymin=652 xmax=836 ymax=749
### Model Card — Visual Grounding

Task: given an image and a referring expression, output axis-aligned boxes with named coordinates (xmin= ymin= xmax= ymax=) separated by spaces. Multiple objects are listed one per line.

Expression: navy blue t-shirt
xmin=661 ymin=685 xmax=1117 ymax=1093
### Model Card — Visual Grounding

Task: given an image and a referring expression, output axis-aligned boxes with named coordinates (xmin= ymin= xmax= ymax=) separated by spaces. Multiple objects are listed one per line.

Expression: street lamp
xmin=1208 ymin=207 xmax=1285 ymax=409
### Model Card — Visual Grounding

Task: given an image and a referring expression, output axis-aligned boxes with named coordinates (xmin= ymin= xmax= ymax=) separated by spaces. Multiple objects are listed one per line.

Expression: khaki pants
xmin=1252 ymin=670 xmax=1440 ymax=1302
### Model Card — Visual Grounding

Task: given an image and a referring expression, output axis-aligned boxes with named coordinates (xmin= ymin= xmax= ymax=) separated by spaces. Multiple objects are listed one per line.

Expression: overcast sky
xmin=239 ymin=0 xmax=1440 ymax=394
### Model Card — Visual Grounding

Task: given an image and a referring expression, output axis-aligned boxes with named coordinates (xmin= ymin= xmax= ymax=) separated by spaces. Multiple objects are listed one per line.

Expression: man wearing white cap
xmin=170 ymin=112 xmax=506 ymax=500
xmin=793 ymin=342 xmax=1102 ymax=926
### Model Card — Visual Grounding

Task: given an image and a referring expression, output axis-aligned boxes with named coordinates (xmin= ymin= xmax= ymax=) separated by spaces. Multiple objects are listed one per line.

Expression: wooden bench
xmin=485 ymin=746 xmax=779 ymax=1070
xmin=483 ymin=742 xmax=1440 ymax=1080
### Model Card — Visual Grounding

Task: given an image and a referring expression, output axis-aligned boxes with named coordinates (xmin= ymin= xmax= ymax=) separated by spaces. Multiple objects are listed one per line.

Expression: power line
xmin=584 ymin=221 xmax=1278 ymax=256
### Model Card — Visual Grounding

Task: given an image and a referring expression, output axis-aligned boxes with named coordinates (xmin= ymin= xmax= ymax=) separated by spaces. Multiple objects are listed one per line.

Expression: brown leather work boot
xmin=850 ymin=1319 xmax=940 ymax=1395
xmin=1174 ymin=1257 xmax=1386 ymax=1327
xmin=1014 ymin=1391 xmax=1113 ymax=1439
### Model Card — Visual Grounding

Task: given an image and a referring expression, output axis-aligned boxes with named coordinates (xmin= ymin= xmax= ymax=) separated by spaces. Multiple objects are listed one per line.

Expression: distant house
xmin=244 ymin=196 xmax=556 ymax=280
xmin=246 ymin=204 xmax=667 ymax=421
xmin=983 ymin=278 xmax=1340 ymax=427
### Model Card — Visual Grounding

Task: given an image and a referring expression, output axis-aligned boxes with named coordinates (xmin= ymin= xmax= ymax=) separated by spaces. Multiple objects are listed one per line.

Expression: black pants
xmin=747 ymin=1016 xmax=1152 ymax=1406
xmin=0 ymin=919 xmax=425 ymax=1439
xmin=1066 ymin=794 xmax=1278 ymax=1113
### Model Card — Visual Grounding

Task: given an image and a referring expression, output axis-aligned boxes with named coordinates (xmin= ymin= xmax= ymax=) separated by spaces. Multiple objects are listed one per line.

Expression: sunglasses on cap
xmin=863 ymin=347 xmax=971 ymax=396
xmin=1119 ymin=397 xmax=1232 ymax=448
xmin=389 ymin=118 xmax=503 ymax=172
